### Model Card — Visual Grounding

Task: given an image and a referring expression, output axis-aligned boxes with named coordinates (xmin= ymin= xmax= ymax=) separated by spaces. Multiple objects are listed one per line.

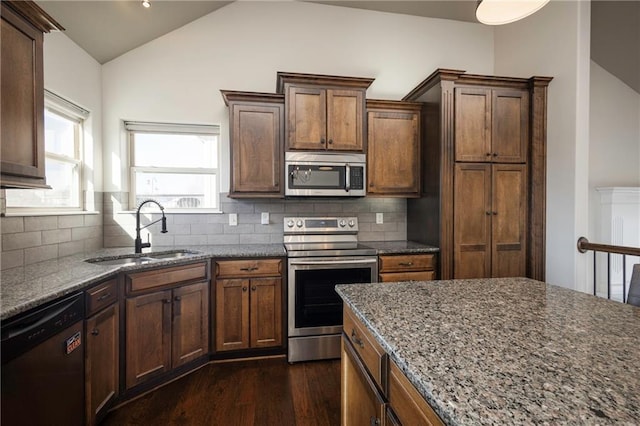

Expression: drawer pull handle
xmin=91 ymin=328 xmax=99 ymax=336
xmin=240 ymin=266 xmax=258 ymax=272
xmin=97 ymin=292 xmax=112 ymax=301
xmin=351 ymin=329 xmax=364 ymax=348
xmin=399 ymin=262 xmax=413 ymax=267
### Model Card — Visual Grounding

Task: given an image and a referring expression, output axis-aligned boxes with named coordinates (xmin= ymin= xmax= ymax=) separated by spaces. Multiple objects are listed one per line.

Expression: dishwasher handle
xmin=289 ymin=258 xmax=378 ymax=266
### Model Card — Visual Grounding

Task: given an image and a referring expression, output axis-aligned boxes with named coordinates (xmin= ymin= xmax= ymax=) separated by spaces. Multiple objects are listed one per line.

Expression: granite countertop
xmin=361 ymin=240 xmax=439 ymax=254
xmin=336 ymin=278 xmax=640 ymax=425
xmin=1 ymin=244 xmax=286 ymax=321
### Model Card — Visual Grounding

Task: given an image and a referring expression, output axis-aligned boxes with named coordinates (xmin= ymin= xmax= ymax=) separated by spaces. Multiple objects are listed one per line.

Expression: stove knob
xmin=339 ymin=219 xmax=347 ymax=228
xmin=286 ymin=220 xmax=295 ymax=228
xmin=296 ymin=220 xmax=303 ymax=228
xmin=348 ymin=219 xmax=355 ymax=227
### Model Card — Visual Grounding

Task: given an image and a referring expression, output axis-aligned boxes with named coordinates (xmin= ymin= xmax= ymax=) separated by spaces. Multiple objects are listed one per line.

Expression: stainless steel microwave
xmin=285 ymin=152 xmax=366 ymax=197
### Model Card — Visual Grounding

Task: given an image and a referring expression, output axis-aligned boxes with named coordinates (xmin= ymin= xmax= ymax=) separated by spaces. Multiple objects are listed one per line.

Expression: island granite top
xmin=336 ymin=278 xmax=640 ymax=425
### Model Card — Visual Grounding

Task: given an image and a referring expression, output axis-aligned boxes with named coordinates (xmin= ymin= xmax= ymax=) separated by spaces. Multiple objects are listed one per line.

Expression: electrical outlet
xmin=261 ymin=212 xmax=270 ymax=225
xmin=229 ymin=213 xmax=238 ymax=226
xmin=376 ymin=213 xmax=384 ymax=224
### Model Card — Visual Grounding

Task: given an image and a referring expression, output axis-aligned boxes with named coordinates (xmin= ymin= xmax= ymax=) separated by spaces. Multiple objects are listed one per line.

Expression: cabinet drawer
xmin=215 ymin=258 xmax=282 ymax=278
xmin=343 ymin=305 xmax=387 ymax=392
xmin=86 ymin=278 xmax=118 ymax=316
xmin=126 ymin=262 xmax=207 ymax=294
xmin=379 ymin=271 xmax=436 ymax=283
xmin=388 ymin=360 xmax=443 ymax=426
xmin=379 ymin=254 xmax=435 ymax=273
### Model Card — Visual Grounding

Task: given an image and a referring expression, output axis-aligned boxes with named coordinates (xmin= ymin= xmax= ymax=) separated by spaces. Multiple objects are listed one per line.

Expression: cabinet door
xmin=326 ymin=89 xmax=364 ymax=152
xmin=215 ymin=278 xmax=250 ymax=351
xmin=454 ymin=163 xmax=492 ymax=279
xmin=455 ymin=87 xmax=491 ymax=163
xmin=1 ymin=6 xmax=46 ymax=188
xmin=287 ymin=86 xmax=326 ymax=150
xmin=492 ymin=89 xmax=528 ymax=163
xmin=85 ymin=304 xmax=119 ymax=426
xmin=249 ymin=277 xmax=282 ymax=348
xmin=341 ymin=338 xmax=386 ymax=426
xmin=172 ymin=282 xmax=209 ymax=367
xmin=367 ymin=109 xmax=419 ymax=196
xmin=230 ymin=102 xmax=283 ymax=196
xmin=126 ymin=290 xmax=172 ymax=388
xmin=492 ymin=164 xmax=527 ymax=277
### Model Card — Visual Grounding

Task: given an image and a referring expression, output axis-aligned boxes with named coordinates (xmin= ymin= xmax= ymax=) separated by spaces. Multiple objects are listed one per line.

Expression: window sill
xmin=2 ymin=210 xmax=100 ymax=217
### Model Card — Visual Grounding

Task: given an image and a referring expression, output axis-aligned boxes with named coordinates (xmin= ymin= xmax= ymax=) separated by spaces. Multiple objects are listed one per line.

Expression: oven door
xmin=288 ymin=257 xmax=378 ymax=337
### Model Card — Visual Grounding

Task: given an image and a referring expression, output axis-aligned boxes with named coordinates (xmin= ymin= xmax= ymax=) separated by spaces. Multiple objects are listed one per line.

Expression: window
xmin=126 ymin=122 xmax=220 ymax=211
xmin=6 ymin=91 xmax=87 ymax=212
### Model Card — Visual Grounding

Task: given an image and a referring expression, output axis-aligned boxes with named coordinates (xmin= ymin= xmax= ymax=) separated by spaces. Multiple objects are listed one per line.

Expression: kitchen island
xmin=336 ymin=278 xmax=640 ymax=424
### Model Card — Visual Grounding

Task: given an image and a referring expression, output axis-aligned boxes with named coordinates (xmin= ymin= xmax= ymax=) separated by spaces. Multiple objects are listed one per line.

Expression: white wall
xmin=43 ymin=31 xmax=103 ymax=201
xmin=493 ymin=0 xmax=592 ymax=291
xmin=101 ymin=1 xmax=494 ymax=193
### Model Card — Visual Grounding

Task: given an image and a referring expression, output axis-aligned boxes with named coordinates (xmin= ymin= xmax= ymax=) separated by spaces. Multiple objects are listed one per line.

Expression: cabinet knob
xmin=486 ymin=152 xmax=491 ymax=157
xmin=242 ymin=287 xmax=247 ymax=292
xmin=91 ymin=328 xmax=99 ymax=336
xmin=328 ymin=139 xmax=333 ymax=145
xmin=163 ymin=298 xmax=171 ymax=304
xmin=370 ymin=416 xmax=380 ymax=426
xmin=486 ymin=211 xmax=491 ymax=216
xmin=493 ymin=211 xmax=498 ymax=215
xmin=320 ymin=138 xmax=325 ymax=144
xmin=175 ymin=296 xmax=182 ymax=301
xmin=251 ymin=286 xmax=257 ymax=291
xmin=493 ymin=153 xmax=498 ymax=157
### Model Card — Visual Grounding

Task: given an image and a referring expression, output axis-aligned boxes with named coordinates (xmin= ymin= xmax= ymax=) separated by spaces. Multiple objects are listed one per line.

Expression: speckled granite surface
xmin=1 ymin=244 xmax=286 ymax=321
xmin=361 ymin=240 xmax=439 ymax=254
xmin=336 ymin=278 xmax=640 ymax=425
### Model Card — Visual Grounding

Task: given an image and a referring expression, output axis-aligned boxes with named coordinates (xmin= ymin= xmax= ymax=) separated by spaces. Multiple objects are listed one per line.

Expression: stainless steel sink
xmin=86 ymin=256 xmax=154 ymax=266
xmin=148 ymin=250 xmax=200 ymax=260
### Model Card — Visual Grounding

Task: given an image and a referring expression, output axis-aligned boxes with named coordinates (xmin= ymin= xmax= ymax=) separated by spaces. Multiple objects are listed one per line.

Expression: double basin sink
xmin=86 ymin=250 xmax=202 ymax=267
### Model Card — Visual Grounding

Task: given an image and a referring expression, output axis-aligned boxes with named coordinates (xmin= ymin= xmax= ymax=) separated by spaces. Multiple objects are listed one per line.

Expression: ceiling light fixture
xmin=141 ymin=0 xmax=151 ymax=9
xmin=476 ymin=0 xmax=550 ymax=25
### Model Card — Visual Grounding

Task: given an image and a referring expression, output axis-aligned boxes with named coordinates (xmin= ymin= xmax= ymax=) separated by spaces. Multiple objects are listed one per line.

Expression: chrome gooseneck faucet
xmin=135 ymin=199 xmax=168 ymax=253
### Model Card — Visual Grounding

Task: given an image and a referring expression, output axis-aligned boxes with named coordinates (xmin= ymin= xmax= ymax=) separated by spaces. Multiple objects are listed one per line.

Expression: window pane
xmin=134 ymin=172 xmax=217 ymax=209
xmin=7 ymin=158 xmax=79 ymax=208
xmin=133 ymin=133 xmax=217 ymax=168
xmin=44 ymin=109 xmax=76 ymax=157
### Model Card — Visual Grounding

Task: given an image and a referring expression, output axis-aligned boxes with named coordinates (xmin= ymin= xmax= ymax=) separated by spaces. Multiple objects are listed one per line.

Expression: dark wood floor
xmin=102 ymin=357 xmax=341 ymax=426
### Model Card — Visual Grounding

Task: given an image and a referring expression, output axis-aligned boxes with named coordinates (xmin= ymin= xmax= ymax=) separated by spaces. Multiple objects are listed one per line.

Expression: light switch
xmin=261 ymin=212 xmax=269 ymax=225
xmin=376 ymin=213 xmax=383 ymax=224
xmin=229 ymin=213 xmax=238 ymax=226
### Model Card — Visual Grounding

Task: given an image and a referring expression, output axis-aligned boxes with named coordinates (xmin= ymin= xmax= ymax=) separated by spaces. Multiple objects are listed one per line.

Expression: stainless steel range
xmin=285 ymin=216 xmax=377 ymax=363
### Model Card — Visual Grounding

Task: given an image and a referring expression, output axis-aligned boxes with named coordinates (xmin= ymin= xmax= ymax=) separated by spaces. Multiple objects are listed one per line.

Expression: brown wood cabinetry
xmin=366 ymin=100 xmax=422 ymax=197
xmin=221 ymin=91 xmax=284 ymax=198
xmin=214 ymin=259 xmax=283 ymax=352
xmin=455 ymin=87 xmax=528 ymax=163
xmin=378 ymin=253 xmax=437 ymax=282
xmin=124 ymin=262 xmax=209 ymax=389
xmin=1 ymin=1 xmax=63 ymax=188
xmin=453 ymin=164 xmax=527 ymax=278
xmin=85 ymin=278 xmax=119 ymax=426
xmin=277 ymin=72 xmax=374 ymax=152
xmin=405 ymin=69 xmax=552 ymax=280
xmin=342 ymin=305 xmax=444 ymax=426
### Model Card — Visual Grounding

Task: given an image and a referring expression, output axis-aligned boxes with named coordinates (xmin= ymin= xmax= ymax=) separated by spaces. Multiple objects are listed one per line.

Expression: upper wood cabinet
xmin=366 ymin=100 xmax=421 ymax=197
xmin=1 ymin=1 xmax=63 ymax=188
xmin=277 ymin=72 xmax=374 ymax=152
xmin=455 ymin=87 xmax=529 ymax=164
xmin=221 ymin=91 xmax=284 ymax=198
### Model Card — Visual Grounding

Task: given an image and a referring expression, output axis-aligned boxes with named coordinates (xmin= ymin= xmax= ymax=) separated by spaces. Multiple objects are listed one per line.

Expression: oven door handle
xmin=289 ymin=259 xmax=377 ymax=266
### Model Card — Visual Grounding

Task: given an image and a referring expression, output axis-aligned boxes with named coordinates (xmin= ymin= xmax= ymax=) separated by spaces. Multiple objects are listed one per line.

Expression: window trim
xmin=5 ymin=91 xmax=87 ymax=214
xmin=126 ymin=121 xmax=221 ymax=212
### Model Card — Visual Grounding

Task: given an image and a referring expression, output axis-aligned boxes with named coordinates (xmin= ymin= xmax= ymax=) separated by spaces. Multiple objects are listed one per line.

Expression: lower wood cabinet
xmin=125 ymin=277 xmax=209 ymax=389
xmin=214 ymin=259 xmax=283 ymax=352
xmin=379 ymin=253 xmax=437 ymax=282
xmin=85 ymin=302 xmax=119 ymax=426
xmin=342 ymin=305 xmax=443 ymax=426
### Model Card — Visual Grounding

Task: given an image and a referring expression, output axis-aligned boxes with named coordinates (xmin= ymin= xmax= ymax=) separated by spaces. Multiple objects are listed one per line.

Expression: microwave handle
xmin=345 ymin=163 xmax=350 ymax=192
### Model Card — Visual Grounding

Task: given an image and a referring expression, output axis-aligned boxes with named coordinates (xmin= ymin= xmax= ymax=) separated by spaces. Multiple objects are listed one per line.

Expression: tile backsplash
xmin=103 ymin=192 xmax=407 ymax=248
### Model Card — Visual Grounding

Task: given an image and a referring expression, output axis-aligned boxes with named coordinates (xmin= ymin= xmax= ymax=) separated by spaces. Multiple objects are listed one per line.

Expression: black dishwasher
xmin=1 ymin=293 xmax=85 ymax=426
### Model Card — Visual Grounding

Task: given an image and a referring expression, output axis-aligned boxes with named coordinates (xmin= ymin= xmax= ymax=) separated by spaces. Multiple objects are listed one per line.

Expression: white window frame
xmin=126 ymin=121 xmax=221 ymax=212
xmin=5 ymin=90 xmax=88 ymax=214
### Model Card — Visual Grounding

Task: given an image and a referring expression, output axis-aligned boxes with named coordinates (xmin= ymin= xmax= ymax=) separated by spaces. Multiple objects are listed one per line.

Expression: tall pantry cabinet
xmin=405 ymin=69 xmax=552 ymax=281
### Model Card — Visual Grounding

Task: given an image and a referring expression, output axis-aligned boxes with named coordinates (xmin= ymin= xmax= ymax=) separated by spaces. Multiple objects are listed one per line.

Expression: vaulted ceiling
xmin=35 ymin=0 xmax=639 ymax=93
